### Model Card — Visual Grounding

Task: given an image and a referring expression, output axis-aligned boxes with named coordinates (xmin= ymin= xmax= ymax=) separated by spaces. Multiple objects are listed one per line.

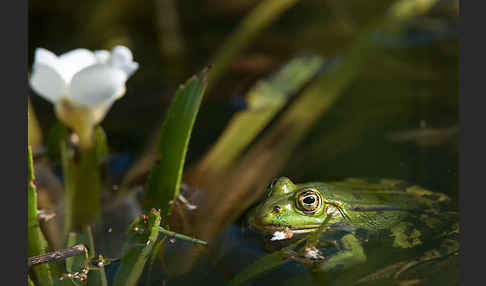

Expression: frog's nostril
xmin=272 ymin=205 xmax=282 ymax=213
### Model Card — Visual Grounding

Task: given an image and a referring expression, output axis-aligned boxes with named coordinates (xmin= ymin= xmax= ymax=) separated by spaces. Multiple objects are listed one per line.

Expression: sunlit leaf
xmin=189 ymin=56 xmax=325 ymax=186
xmin=146 ymin=69 xmax=208 ymax=226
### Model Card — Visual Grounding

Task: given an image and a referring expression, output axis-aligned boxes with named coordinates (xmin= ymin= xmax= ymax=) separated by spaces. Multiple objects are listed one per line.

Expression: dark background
xmin=28 ymin=0 xmax=458 ymax=200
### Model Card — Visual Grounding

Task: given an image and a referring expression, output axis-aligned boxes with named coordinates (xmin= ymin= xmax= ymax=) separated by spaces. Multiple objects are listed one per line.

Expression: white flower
xmin=29 ymin=45 xmax=138 ymax=148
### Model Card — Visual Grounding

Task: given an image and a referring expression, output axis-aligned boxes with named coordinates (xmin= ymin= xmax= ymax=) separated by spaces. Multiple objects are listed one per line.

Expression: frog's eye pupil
xmin=303 ymin=196 xmax=315 ymax=204
xmin=296 ymin=189 xmax=322 ymax=214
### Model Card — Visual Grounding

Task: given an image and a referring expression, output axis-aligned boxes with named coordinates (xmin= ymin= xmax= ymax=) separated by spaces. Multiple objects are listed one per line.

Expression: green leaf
xmin=28 ymin=146 xmax=54 ymax=286
xmin=112 ymin=209 xmax=162 ymax=286
xmin=190 ymin=56 xmax=325 ymax=186
xmin=146 ymin=69 xmax=208 ymax=225
xmin=191 ymin=0 xmax=442 ymax=237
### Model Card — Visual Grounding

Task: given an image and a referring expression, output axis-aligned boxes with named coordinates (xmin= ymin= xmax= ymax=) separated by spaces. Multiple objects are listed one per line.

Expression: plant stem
xmin=28 ymin=244 xmax=88 ymax=268
xmin=28 ymin=99 xmax=43 ymax=149
xmin=28 ymin=146 xmax=54 ymax=286
xmin=61 ymin=140 xmax=102 ymax=232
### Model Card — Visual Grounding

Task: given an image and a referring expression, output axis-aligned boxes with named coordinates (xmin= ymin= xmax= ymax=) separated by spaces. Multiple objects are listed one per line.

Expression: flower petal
xmin=69 ymin=64 xmax=127 ymax=107
xmin=108 ymin=45 xmax=139 ymax=77
xmin=30 ymin=48 xmax=67 ymax=103
xmin=33 ymin=48 xmax=61 ymax=70
xmin=112 ymin=45 xmax=133 ymax=61
xmin=58 ymin=49 xmax=98 ymax=83
xmin=94 ymin=50 xmax=110 ymax=64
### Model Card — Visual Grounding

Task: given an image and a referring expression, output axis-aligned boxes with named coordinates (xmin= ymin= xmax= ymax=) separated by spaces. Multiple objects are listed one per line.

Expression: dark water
xmin=29 ymin=0 xmax=458 ymax=285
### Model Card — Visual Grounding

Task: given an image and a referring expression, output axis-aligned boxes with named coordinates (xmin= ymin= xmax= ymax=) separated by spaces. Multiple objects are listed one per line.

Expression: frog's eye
xmin=296 ymin=189 xmax=322 ymax=214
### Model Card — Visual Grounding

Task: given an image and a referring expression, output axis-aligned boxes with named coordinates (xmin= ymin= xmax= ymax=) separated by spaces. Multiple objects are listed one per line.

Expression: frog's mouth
xmin=247 ymin=212 xmax=321 ymax=234
xmin=250 ymin=223 xmax=320 ymax=234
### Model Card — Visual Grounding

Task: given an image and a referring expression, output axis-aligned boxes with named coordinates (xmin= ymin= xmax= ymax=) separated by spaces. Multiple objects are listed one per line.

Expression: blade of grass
xmin=188 ymin=56 xmax=325 ymax=187
xmin=28 ymin=146 xmax=54 ymax=286
xmin=146 ymin=69 xmax=208 ymax=226
xmin=206 ymin=0 xmax=300 ymax=91
xmin=112 ymin=209 xmax=162 ymax=286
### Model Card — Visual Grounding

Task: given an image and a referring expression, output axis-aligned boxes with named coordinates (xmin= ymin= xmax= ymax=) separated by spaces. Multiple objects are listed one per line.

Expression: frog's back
xmin=300 ymin=178 xmax=454 ymax=233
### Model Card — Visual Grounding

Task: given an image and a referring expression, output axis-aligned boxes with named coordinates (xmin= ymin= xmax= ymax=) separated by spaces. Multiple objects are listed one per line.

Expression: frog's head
xmin=247 ymin=177 xmax=327 ymax=234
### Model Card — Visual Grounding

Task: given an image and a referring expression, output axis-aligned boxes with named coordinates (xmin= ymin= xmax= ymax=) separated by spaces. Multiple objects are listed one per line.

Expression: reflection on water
xmin=105 ymin=218 xmax=458 ymax=286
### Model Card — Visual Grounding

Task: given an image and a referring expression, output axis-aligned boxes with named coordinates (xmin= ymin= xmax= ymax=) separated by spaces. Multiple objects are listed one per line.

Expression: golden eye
xmin=296 ymin=189 xmax=322 ymax=213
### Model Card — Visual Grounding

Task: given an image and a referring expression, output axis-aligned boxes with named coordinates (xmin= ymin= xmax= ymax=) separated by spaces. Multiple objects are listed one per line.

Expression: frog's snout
xmin=251 ymin=205 xmax=285 ymax=228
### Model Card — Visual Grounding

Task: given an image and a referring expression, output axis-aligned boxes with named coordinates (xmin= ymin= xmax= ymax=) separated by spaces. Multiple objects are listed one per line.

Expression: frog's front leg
xmin=318 ymin=233 xmax=367 ymax=272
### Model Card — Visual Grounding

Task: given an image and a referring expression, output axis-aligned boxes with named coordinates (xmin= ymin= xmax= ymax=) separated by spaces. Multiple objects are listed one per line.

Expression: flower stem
xmin=77 ymin=125 xmax=95 ymax=151
xmin=61 ymin=138 xmax=102 ymax=232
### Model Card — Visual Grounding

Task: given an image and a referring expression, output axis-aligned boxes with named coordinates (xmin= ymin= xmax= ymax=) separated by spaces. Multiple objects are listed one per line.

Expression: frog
xmin=246 ymin=177 xmax=459 ymax=283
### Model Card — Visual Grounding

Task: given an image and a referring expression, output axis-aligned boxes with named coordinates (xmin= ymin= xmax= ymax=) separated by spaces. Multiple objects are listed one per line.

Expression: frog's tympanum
xmin=247 ymin=177 xmax=459 ymax=280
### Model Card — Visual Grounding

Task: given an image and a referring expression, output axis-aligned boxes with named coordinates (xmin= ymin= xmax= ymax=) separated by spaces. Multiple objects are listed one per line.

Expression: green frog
xmin=247 ymin=177 xmax=459 ymax=282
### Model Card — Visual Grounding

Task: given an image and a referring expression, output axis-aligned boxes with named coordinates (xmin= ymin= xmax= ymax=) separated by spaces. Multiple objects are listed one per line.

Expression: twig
xmin=28 ymin=244 xmax=88 ymax=268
